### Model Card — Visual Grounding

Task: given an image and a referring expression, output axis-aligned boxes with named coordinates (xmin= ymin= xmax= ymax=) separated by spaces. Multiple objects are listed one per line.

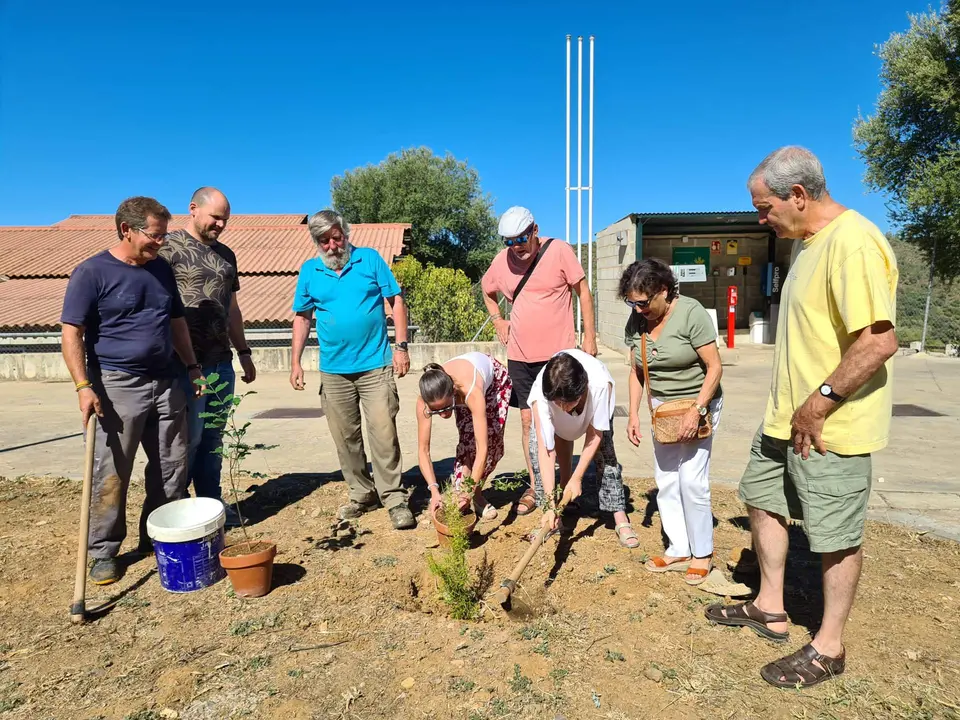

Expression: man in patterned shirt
xmin=160 ymin=187 xmax=256 ymax=526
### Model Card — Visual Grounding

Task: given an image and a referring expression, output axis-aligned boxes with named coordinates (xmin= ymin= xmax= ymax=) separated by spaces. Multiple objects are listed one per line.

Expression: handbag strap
xmin=512 ymin=238 xmax=554 ymax=300
xmin=640 ymin=333 xmax=654 ymax=416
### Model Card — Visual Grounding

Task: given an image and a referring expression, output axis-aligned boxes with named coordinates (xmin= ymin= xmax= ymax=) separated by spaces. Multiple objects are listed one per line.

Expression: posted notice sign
xmin=672 ymin=264 xmax=707 ymax=282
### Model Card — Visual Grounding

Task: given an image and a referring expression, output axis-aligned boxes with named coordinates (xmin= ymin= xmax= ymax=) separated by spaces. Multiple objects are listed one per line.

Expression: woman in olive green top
xmin=620 ymin=259 xmax=723 ymax=585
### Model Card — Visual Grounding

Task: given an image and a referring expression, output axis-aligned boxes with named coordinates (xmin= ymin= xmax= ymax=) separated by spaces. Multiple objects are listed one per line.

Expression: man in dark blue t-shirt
xmin=60 ymin=196 xmax=204 ymax=585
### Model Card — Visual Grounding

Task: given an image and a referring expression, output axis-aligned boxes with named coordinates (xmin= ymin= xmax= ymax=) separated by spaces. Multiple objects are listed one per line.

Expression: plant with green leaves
xmin=331 ymin=146 xmax=500 ymax=279
xmin=392 ymin=255 xmax=493 ymax=342
xmin=426 ymin=478 xmax=488 ymax=620
xmin=196 ymin=372 xmax=276 ymax=545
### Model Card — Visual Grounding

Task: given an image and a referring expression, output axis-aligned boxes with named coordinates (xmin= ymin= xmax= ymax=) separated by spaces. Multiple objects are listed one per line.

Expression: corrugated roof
xmin=0 ymin=278 xmax=69 ymax=331
xmin=0 ymin=273 xmax=395 ymax=332
xmin=616 ymin=211 xmax=772 ymax=237
xmin=0 ymin=222 xmax=411 ymax=278
xmin=53 ymin=214 xmax=307 ymax=228
xmin=0 ymin=216 xmax=411 ymax=331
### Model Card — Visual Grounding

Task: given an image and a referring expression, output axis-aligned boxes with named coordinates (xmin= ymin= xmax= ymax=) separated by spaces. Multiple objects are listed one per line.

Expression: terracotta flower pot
xmin=219 ymin=540 xmax=277 ymax=598
xmin=431 ymin=503 xmax=477 ymax=548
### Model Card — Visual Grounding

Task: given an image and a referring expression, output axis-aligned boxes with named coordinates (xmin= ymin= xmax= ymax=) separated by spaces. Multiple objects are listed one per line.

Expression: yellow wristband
xmin=75 ymin=381 xmax=93 ymax=392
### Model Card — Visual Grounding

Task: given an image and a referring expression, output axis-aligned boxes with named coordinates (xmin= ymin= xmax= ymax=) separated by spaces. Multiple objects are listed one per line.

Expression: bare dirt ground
xmin=1 ymin=472 xmax=959 ymax=720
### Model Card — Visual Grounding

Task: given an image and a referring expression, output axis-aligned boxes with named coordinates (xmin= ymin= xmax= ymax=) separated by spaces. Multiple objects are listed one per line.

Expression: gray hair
xmin=308 ymin=209 xmax=350 ymax=245
xmin=748 ymin=146 xmax=827 ymax=200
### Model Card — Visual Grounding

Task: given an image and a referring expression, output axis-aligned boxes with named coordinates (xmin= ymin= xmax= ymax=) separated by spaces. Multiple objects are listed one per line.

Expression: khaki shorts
xmin=738 ymin=425 xmax=872 ymax=554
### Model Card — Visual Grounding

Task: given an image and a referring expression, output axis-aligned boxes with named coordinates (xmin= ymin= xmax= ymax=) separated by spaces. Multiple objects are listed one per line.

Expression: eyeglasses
xmin=423 ymin=400 xmax=457 ymax=417
xmin=502 ymin=233 xmax=530 ymax=247
xmin=624 ymin=298 xmax=651 ymax=309
xmin=137 ymin=228 xmax=167 ymax=242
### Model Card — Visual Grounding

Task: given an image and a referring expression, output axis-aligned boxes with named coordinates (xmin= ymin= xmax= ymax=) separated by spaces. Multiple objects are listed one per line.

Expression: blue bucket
xmin=146 ymin=497 xmax=227 ymax=593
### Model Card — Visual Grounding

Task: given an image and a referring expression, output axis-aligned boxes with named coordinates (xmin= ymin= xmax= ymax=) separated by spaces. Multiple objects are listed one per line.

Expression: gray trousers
xmin=529 ymin=422 xmax=626 ymax=513
xmin=89 ymin=371 xmax=188 ymax=558
xmin=320 ymin=366 xmax=405 ymax=510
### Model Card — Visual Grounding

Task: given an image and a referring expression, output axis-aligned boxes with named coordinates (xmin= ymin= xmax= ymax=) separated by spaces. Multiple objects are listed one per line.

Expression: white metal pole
xmin=588 ymin=35 xmax=594 ymax=297
xmin=576 ymin=35 xmax=583 ymax=337
xmin=565 ymin=35 xmax=571 ymax=267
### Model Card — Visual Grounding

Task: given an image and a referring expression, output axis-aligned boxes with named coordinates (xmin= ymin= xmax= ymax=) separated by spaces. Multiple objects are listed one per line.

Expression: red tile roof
xmin=0 ymin=277 xmax=69 ymax=331
xmin=53 ymin=214 xmax=308 ymax=228
xmin=0 ymin=215 xmax=411 ymax=331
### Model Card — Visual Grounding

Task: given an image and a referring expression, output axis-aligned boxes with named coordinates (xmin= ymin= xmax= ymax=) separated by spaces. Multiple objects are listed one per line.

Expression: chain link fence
xmin=898 ymin=279 xmax=960 ymax=355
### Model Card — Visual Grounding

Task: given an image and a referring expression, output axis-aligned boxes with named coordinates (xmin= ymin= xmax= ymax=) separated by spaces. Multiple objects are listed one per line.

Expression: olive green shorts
xmin=738 ymin=425 xmax=872 ymax=554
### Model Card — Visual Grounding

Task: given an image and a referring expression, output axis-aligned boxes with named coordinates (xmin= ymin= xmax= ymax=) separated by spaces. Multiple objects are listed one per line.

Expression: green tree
xmin=393 ymin=255 xmax=493 ymax=342
xmin=331 ymin=147 xmax=500 ymax=279
xmin=853 ymin=1 xmax=960 ymax=278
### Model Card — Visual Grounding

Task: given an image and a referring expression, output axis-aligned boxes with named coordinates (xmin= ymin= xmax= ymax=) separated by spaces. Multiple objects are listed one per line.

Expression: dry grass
xmin=0 ymin=474 xmax=958 ymax=719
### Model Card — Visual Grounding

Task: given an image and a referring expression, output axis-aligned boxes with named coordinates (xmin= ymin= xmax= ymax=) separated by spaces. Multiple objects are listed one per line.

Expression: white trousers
xmin=651 ymin=396 xmax=723 ymax=558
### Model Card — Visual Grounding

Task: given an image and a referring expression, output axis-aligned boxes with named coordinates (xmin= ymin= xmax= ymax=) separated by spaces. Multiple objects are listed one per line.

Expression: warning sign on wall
xmin=710 ymin=240 xmax=721 ymax=254
xmin=726 ymin=239 xmax=739 ymax=255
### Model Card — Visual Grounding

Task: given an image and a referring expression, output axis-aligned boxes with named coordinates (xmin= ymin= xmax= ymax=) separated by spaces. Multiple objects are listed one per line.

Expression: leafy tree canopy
xmin=331 ymin=147 xmax=500 ymax=280
xmin=854 ymin=0 xmax=960 ymax=278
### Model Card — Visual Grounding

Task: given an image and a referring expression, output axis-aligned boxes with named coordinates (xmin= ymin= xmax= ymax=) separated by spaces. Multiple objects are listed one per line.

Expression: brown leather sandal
xmin=760 ymin=643 xmax=845 ymax=688
xmin=684 ymin=556 xmax=713 ymax=586
xmin=704 ymin=601 xmax=790 ymax=642
xmin=644 ymin=556 xmax=691 ymax=573
xmin=515 ymin=488 xmax=537 ymax=516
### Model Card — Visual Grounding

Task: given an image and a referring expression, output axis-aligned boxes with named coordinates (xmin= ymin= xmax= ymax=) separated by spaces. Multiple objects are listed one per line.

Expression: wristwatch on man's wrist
xmin=395 ymin=341 xmax=408 ymax=352
xmin=819 ymin=383 xmax=845 ymax=402
xmin=693 ymin=403 xmax=708 ymax=417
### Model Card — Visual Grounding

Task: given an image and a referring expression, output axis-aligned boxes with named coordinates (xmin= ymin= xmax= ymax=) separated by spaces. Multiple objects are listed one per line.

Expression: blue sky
xmin=0 ymin=0 xmax=930 ymax=239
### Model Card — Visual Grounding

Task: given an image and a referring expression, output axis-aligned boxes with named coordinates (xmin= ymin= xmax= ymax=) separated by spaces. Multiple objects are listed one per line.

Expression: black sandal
xmin=704 ymin=601 xmax=790 ymax=642
xmin=760 ymin=643 xmax=845 ymax=688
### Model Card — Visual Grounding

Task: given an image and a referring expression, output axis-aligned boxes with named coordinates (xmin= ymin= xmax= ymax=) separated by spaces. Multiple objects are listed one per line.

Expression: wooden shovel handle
xmin=494 ymin=497 xmax=569 ymax=607
xmin=70 ymin=414 xmax=97 ymax=624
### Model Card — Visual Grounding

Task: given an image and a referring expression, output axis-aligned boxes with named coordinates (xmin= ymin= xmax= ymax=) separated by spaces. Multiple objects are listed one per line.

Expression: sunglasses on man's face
xmin=502 ymin=233 xmax=530 ymax=247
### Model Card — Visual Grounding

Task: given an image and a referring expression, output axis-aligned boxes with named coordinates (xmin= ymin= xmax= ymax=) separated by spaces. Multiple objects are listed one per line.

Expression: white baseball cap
xmin=498 ymin=206 xmax=535 ymax=238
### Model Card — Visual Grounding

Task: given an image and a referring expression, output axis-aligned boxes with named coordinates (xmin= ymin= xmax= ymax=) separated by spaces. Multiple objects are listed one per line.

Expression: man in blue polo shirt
xmin=289 ymin=210 xmax=414 ymax=529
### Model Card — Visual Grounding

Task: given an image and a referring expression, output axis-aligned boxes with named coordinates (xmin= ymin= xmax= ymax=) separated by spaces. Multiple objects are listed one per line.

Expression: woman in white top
xmin=417 ymin=352 xmax=513 ymax=519
xmin=528 ymin=349 xmax=639 ymax=548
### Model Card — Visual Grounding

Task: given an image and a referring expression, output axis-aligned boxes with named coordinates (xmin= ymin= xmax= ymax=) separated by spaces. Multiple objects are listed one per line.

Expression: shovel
xmin=70 ymin=414 xmax=97 ymax=624
xmin=494 ymin=496 xmax=570 ymax=610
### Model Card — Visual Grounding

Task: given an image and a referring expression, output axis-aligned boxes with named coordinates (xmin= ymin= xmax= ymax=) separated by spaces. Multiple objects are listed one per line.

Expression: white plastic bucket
xmin=146 ymin=497 xmax=227 ymax=592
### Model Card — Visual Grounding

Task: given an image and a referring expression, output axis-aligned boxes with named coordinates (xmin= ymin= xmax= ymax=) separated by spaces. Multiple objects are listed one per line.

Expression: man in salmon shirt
xmin=481 ymin=206 xmax=597 ymax=516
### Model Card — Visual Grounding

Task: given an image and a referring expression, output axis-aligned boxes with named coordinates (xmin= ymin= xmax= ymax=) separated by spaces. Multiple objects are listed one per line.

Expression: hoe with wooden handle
xmin=494 ymin=497 xmax=569 ymax=610
xmin=70 ymin=414 xmax=97 ymax=624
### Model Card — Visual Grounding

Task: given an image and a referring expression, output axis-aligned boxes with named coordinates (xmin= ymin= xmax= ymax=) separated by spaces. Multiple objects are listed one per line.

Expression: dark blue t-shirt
xmin=60 ymin=250 xmax=185 ymax=377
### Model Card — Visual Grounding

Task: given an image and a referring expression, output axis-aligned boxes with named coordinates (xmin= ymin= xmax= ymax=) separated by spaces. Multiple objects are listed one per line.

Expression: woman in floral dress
xmin=416 ymin=352 xmax=513 ymax=519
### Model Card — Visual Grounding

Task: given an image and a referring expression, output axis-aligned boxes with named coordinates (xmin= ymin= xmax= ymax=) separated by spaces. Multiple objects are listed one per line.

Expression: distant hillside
xmin=890 ymin=236 xmax=960 ymax=351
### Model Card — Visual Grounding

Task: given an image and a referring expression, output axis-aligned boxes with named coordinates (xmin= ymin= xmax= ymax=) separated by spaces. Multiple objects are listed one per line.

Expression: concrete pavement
xmin=1 ymin=346 xmax=958 ymax=541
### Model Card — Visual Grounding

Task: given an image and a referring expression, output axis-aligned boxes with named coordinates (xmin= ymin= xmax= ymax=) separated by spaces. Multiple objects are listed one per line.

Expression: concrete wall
xmin=0 ymin=342 xmax=507 ymax=381
xmin=595 ymin=217 xmax=638 ymax=360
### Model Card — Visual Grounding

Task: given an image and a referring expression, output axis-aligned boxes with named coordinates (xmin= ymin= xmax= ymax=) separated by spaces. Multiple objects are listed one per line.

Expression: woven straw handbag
xmin=640 ymin=334 xmax=712 ymax=444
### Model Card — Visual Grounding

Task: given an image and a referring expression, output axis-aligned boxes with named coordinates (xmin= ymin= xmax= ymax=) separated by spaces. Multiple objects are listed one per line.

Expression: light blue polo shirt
xmin=292 ymin=247 xmax=401 ymax=374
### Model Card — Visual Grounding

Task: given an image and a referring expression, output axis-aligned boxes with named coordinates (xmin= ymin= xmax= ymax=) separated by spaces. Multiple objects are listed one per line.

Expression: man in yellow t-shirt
xmin=704 ymin=146 xmax=899 ymax=690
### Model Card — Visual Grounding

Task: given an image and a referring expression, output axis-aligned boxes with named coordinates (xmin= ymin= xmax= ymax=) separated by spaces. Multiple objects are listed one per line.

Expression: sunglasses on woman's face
xmin=624 ymin=298 xmax=651 ymax=309
xmin=423 ymin=400 xmax=456 ymax=417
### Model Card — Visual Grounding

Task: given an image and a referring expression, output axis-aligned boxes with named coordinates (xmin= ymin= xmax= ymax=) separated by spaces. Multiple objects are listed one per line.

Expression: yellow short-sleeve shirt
xmin=763 ymin=210 xmax=898 ymax=455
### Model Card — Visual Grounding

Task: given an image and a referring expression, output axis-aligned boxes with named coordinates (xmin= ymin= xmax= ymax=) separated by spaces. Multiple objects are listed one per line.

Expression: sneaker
xmin=388 ymin=504 xmax=416 ymax=530
xmin=89 ymin=558 xmax=120 ymax=585
xmin=224 ymin=506 xmax=244 ymax=528
xmin=338 ymin=500 xmax=378 ymax=520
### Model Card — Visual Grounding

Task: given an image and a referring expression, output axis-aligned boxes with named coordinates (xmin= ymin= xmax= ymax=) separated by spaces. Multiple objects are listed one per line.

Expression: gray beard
xmin=319 ymin=242 xmax=352 ymax=271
